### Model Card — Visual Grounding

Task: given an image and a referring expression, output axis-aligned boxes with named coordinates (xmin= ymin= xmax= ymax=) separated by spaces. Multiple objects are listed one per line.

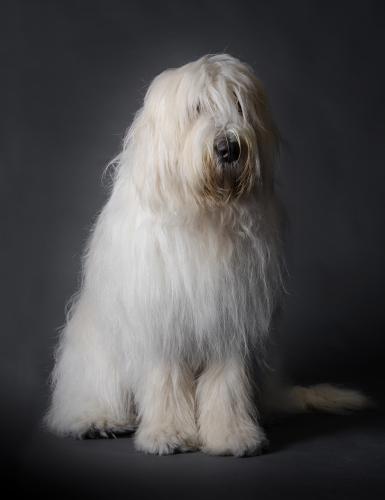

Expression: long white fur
xmin=46 ymin=55 xmax=369 ymax=456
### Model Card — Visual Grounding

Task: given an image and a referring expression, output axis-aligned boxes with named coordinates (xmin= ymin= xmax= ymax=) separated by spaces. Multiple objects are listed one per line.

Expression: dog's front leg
xmin=134 ymin=362 xmax=198 ymax=455
xmin=197 ymin=358 xmax=267 ymax=456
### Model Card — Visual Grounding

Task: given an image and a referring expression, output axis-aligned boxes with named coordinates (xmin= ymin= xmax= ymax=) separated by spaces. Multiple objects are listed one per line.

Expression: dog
xmin=46 ymin=54 xmax=369 ymax=456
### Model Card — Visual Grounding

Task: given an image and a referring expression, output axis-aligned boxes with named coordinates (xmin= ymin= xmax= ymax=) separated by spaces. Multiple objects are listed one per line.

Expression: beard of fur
xmin=200 ymin=133 xmax=257 ymax=208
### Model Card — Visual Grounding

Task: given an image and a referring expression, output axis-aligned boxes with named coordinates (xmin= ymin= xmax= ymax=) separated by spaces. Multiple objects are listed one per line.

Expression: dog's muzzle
xmin=214 ymin=135 xmax=241 ymax=164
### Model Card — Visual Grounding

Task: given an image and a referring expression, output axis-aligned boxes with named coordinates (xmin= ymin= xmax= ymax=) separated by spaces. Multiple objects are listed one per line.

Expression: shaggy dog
xmin=46 ymin=54 xmax=369 ymax=456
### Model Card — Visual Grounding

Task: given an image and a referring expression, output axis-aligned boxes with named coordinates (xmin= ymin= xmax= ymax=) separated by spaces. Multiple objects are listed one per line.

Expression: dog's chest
xmin=123 ymin=221 xmax=264 ymax=351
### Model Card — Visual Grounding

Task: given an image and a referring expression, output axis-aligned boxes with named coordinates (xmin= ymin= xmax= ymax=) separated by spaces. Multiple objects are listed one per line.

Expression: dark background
xmin=1 ymin=0 xmax=385 ymax=498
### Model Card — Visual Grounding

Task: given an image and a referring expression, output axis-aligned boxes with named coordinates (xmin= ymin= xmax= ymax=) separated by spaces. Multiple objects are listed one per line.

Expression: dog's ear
xmin=252 ymin=79 xmax=280 ymax=194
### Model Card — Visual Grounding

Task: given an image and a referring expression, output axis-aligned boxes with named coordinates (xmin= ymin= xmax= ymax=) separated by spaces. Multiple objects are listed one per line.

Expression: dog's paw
xmin=82 ymin=420 xmax=136 ymax=439
xmin=201 ymin=425 xmax=268 ymax=457
xmin=135 ymin=425 xmax=198 ymax=455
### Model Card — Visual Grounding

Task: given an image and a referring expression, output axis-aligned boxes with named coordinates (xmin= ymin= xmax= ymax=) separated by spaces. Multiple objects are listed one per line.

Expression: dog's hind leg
xmin=45 ymin=298 xmax=136 ymax=438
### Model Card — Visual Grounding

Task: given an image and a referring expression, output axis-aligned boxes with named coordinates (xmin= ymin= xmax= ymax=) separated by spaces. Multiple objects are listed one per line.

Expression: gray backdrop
xmin=2 ymin=1 xmax=385 ymax=498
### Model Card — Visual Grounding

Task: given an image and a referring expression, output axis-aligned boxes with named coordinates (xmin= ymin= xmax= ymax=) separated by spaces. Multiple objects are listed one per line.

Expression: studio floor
xmin=18 ymin=404 xmax=385 ymax=500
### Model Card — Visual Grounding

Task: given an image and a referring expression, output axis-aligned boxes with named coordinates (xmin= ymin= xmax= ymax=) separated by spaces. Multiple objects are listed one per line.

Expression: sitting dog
xmin=46 ymin=54 xmax=369 ymax=455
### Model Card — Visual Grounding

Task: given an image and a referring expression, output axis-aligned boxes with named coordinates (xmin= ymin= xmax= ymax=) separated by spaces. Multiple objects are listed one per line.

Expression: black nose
xmin=215 ymin=136 xmax=240 ymax=163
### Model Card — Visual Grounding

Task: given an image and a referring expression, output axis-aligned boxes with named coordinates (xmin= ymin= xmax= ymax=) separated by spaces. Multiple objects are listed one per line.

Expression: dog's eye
xmin=236 ymin=100 xmax=243 ymax=116
xmin=233 ymin=92 xmax=243 ymax=116
xmin=196 ymin=102 xmax=201 ymax=114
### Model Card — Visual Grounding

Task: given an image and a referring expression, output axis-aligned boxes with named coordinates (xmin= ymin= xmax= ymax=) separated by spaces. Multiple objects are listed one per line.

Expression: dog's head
xmin=120 ymin=54 xmax=278 ymax=211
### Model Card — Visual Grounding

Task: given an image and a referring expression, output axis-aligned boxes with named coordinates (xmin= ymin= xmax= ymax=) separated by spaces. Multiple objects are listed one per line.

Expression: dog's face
xmin=128 ymin=55 xmax=277 ymax=209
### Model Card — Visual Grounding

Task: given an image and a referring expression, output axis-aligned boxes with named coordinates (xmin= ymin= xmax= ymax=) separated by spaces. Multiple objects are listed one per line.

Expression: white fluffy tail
xmin=284 ymin=384 xmax=372 ymax=414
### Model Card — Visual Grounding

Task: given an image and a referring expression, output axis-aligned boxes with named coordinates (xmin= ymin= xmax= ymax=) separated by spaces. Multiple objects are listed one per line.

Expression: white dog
xmin=46 ymin=54 xmax=369 ymax=456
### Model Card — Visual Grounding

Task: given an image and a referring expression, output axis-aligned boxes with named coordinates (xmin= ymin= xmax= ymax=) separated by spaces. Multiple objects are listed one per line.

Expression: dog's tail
xmin=281 ymin=384 xmax=372 ymax=414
